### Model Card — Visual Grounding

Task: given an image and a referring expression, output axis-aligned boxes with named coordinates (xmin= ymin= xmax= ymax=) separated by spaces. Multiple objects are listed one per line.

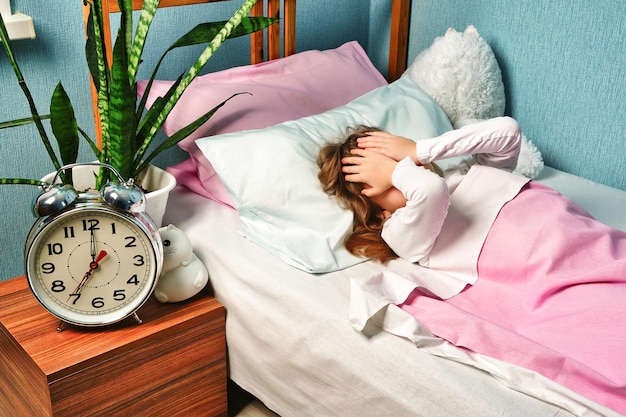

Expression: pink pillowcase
xmin=139 ymin=41 xmax=387 ymax=206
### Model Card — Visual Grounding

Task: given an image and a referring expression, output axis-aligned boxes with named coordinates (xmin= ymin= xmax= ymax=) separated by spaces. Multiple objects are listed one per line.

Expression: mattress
xmin=162 ymin=166 xmax=626 ymax=417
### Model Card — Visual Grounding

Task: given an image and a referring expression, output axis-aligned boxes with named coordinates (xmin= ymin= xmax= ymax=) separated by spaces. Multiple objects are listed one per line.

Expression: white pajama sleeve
xmin=416 ymin=116 xmax=522 ymax=170
xmin=381 ymin=158 xmax=450 ymax=264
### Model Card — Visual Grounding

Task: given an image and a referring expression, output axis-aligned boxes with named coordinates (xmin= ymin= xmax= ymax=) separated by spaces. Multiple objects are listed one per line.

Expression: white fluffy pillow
xmin=196 ymin=77 xmax=452 ymax=272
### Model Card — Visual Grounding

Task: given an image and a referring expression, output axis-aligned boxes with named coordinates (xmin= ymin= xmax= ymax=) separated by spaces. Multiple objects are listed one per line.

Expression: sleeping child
xmin=317 ymin=117 xmax=626 ymax=412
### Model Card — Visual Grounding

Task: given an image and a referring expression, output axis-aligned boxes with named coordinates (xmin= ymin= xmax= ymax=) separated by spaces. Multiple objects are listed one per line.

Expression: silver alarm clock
xmin=24 ymin=163 xmax=163 ymax=330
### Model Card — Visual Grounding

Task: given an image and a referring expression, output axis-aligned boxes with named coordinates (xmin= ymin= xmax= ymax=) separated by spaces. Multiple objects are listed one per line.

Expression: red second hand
xmin=68 ymin=250 xmax=108 ymax=300
xmin=90 ymin=250 xmax=108 ymax=269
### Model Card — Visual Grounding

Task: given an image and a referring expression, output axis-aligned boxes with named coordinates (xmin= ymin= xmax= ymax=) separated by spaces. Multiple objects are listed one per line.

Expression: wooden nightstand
xmin=0 ymin=276 xmax=227 ymax=417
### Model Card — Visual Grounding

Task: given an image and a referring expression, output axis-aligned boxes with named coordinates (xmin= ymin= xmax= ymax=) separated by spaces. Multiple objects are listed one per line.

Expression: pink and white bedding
xmin=351 ymin=182 xmax=626 ymax=414
xmin=153 ymin=42 xmax=626 ymax=416
xmin=164 ymin=173 xmax=625 ymax=417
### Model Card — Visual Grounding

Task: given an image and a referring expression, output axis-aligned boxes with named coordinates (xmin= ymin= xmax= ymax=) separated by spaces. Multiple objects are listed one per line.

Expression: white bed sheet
xmin=162 ymin=167 xmax=626 ymax=417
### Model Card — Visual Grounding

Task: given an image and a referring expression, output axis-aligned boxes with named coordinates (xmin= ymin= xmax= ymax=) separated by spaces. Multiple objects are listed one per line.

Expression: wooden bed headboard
xmin=83 ymin=0 xmax=298 ymax=67
xmin=83 ymin=0 xmax=410 ymax=143
xmin=83 ymin=0 xmax=409 ymax=77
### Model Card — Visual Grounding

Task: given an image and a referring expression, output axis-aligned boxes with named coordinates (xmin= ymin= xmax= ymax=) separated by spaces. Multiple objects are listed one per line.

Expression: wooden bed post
xmin=282 ymin=0 xmax=296 ymax=57
xmin=388 ymin=0 xmax=410 ymax=82
xmin=251 ymin=0 xmax=296 ymax=63
xmin=250 ymin=0 xmax=265 ymax=62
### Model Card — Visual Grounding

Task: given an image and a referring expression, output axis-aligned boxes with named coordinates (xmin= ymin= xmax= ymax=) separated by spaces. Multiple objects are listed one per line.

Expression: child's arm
xmin=342 ymin=149 xmax=450 ymax=264
xmin=382 ymin=158 xmax=450 ymax=264
xmin=416 ymin=117 xmax=521 ymax=170
xmin=358 ymin=117 xmax=522 ymax=171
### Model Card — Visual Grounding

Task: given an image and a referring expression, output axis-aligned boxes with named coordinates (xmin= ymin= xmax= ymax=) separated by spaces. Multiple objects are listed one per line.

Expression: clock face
xmin=26 ymin=207 xmax=160 ymax=326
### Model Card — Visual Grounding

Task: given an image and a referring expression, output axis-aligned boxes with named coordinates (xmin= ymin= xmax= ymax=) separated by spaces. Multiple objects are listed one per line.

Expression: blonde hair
xmin=317 ymin=126 xmax=398 ymax=263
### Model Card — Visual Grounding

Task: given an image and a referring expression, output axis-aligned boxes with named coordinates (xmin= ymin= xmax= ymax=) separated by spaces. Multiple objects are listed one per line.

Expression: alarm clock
xmin=24 ymin=163 xmax=163 ymax=330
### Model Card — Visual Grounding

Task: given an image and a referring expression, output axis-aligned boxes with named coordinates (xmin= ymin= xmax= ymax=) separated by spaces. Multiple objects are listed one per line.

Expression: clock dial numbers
xmin=27 ymin=208 xmax=160 ymax=326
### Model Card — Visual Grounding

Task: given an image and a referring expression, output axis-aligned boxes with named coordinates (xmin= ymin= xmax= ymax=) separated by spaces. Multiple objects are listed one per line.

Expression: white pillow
xmin=142 ymin=42 xmax=387 ymax=207
xmin=195 ymin=77 xmax=452 ymax=272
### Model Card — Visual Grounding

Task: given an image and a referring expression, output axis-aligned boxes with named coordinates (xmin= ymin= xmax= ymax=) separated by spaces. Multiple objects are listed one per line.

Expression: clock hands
xmin=90 ymin=228 xmax=96 ymax=263
xmin=67 ymin=249 xmax=108 ymax=301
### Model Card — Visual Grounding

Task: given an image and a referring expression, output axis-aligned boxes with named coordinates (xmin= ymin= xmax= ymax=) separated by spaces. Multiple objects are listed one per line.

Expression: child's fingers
xmin=341 ymin=164 xmax=360 ymax=173
xmin=357 ymin=136 xmax=390 ymax=149
xmin=341 ymin=155 xmax=363 ymax=166
xmin=341 ymin=149 xmax=371 ymax=165
xmin=361 ymin=186 xmax=384 ymax=197
xmin=344 ymin=173 xmax=361 ymax=183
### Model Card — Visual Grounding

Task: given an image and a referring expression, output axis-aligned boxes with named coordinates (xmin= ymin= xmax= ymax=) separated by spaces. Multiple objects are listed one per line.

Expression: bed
xmin=95 ymin=1 xmax=626 ymax=416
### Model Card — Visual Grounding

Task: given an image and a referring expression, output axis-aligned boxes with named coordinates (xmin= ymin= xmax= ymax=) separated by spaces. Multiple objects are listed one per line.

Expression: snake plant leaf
xmin=0 ymin=115 xmax=50 ymax=129
xmin=78 ymin=126 xmax=101 ymax=160
xmin=107 ymin=31 xmax=137 ymax=180
xmin=128 ymin=0 xmax=160 ymax=82
xmin=171 ymin=17 xmax=279 ymax=49
xmin=50 ymin=83 xmax=79 ymax=166
xmin=136 ymin=75 xmax=185 ymax=150
xmin=136 ymin=16 xmax=277 ymax=120
xmin=135 ymin=93 xmax=246 ymax=176
xmin=119 ymin=0 xmax=133 ymax=62
xmin=50 ymin=83 xmax=80 ymax=184
xmin=85 ymin=7 xmax=100 ymax=92
xmin=0 ymin=178 xmax=48 ymax=186
xmin=85 ymin=0 xmax=111 ymax=146
xmin=137 ymin=0 xmax=259 ymax=164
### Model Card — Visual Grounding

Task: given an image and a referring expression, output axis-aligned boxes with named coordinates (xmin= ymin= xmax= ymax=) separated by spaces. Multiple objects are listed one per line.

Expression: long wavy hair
xmin=317 ymin=126 xmax=398 ymax=263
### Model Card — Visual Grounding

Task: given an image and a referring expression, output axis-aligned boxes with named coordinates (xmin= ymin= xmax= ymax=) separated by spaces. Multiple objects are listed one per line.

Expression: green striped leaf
xmin=171 ymin=17 xmax=278 ymax=49
xmin=85 ymin=8 xmax=100 ymax=92
xmin=86 ymin=0 xmax=111 ymax=147
xmin=136 ymin=0 xmax=260 ymax=163
xmin=50 ymin=83 xmax=79 ymax=184
xmin=118 ymin=0 xmax=133 ymax=66
xmin=0 ymin=115 xmax=50 ymax=129
xmin=108 ymin=32 xmax=136 ymax=180
xmin=50 ymin=83 xmax=79 ymax=166
xmin=129 ymin=0 xmax=160 ymax=82
xmin=135 ymin=93 xmax=246 ymax=176
xmin=136 ymin=75 xmax=184 ymax=150
xmin=136 ymin=16 xmax=276 ymax=122
xmin=0 ymin=178 xmax=48 ymax=187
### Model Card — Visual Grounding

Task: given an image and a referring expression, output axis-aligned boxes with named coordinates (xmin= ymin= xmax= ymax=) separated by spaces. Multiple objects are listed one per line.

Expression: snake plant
xmin=0 ymin=0 xmax=277 ymax=187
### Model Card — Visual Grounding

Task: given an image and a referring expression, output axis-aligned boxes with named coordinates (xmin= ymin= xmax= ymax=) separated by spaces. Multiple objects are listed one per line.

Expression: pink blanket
xmin=399 ymin=182 xmax=626 ymax=413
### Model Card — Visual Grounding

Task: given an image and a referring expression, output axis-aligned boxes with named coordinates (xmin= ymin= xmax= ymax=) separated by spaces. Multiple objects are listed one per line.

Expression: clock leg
xmin=132 ymin=312 xmax=143 ymax=325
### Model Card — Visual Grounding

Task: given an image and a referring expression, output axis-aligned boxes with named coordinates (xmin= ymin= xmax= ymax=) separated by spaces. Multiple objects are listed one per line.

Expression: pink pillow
xmin=140 ymin=41 xmax=387 ymax=206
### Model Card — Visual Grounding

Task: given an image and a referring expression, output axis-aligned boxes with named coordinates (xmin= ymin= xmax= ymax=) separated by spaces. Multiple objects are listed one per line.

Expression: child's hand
xmin=357 ymin=131 xmax=420 ymax=164
xmin=342 ymin=148 xmax=396 ymax=197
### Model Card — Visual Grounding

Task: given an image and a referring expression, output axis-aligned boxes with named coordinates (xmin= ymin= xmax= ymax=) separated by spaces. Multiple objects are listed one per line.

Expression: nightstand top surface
xmin=0 ymin=276 xmax=223 ymax=380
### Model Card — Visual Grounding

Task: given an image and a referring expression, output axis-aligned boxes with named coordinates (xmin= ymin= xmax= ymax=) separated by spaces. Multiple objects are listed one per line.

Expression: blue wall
xmin=402 ymin=0 xmax=625 ymax=192
xmin=0 ymin=0 xmax=374 ymax=281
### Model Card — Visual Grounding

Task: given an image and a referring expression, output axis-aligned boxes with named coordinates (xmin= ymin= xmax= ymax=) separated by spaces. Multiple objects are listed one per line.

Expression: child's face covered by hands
xmin=341 ymin=147 xmax=407 ymax=216
xmin=341 ymin=148 xmax=395 ymax=197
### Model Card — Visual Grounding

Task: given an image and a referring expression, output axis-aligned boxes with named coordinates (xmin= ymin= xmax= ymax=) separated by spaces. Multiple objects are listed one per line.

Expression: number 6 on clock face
xmin=25 ymin=206 xmax=162 ymax=327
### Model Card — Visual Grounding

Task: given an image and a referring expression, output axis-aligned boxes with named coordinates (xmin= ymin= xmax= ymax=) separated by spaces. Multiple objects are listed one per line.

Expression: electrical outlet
xmin=1 ymin=12 xmax=35 ymax=41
